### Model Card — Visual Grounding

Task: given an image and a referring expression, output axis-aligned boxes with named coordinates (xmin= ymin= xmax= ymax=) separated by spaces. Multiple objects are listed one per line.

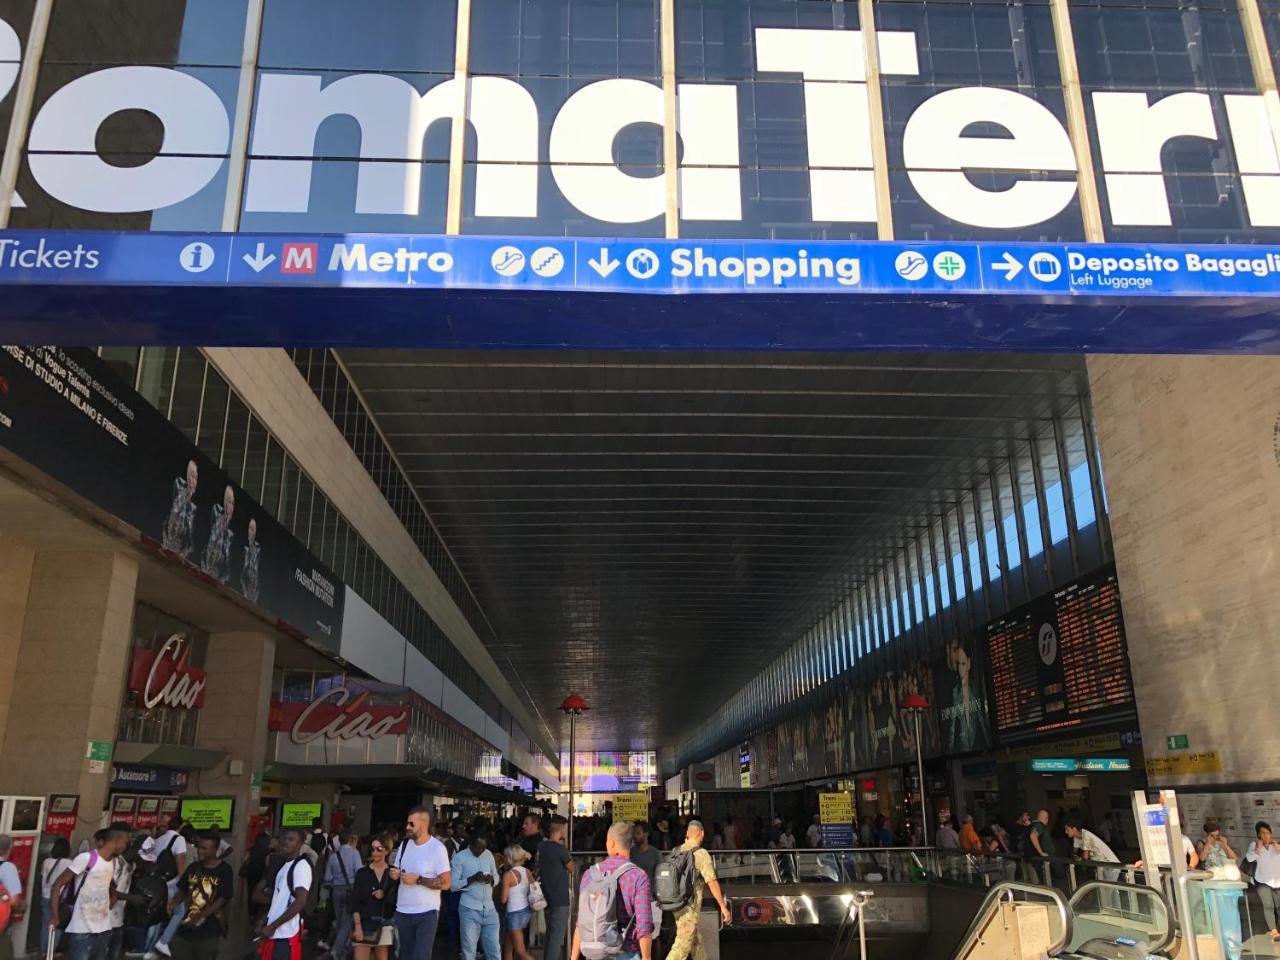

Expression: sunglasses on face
xmin=372 ymin=845 xmax=385 ymax=852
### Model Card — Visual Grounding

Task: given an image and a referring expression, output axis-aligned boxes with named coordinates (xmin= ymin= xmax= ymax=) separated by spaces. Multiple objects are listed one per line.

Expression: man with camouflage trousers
xmin=667 ymin=821 xmax=731 ymax=960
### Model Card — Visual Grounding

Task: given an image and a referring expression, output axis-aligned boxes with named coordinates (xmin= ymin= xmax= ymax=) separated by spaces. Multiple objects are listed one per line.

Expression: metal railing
xmin=829 ymin=889 xmax=875 ymax=960
xmin=571 ymin=846 xmax=932 ymax=884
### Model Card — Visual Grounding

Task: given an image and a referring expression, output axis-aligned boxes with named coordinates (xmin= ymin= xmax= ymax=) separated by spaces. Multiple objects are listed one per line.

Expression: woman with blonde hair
xmin=500 ymin=844 xmax=535 ymax=960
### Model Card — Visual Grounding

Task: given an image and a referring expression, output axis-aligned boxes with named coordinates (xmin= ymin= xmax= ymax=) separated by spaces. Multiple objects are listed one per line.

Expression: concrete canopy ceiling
xmin=338 ymin=350 xmax=1089 ymax=751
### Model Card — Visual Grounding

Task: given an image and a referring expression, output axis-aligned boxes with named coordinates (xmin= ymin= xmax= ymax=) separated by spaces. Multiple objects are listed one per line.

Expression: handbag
xmin=1241 ymin=855 xmax=1259 ymax=883
xmin=528 ymin=878 xmax=547 ymax=912
xmin=356 ymin=917 xmax=386 ymax=944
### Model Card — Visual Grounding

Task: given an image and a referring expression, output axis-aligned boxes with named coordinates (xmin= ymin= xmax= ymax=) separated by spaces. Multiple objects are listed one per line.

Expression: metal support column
xmin=661 ymin=0 xmax=680 ymax=238
xmin=856 ymin=0 xmax=895 ymax=238
xmin=1048 ymin=0 xmax=1106 ymax=240
xmin=1078 ymin=392 xmax=1113 ymax=561
xmin=0 ymin=0 xmax=54 ymax=227
xmin=1006 ymin=454 xmax=1034 ymax=599
xmin=445 ymin=0 xmax=474 ymax=235
xmin=1029 ymin=435 xmax=1057 ymax=586
xmin=1051 ymin=413 xmax=1082 ymax=578
xmin=221 ymin=0 xmax=266 ymax=230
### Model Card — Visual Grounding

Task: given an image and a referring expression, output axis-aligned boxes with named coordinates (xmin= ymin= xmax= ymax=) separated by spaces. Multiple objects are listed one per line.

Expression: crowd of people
xmin=0 ymin=806 xmax=736 ymax=960
xmin=10 ymin=797 xmax=1280 ymax=960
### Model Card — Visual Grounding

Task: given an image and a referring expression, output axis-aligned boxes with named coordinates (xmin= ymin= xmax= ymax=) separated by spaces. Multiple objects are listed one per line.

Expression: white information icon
xmin=490 ymin=246 xmax=525 ymax=277
xmin=530 ymin=246 xmax=565 ymax=278
xmin=895 ymin=250 xmax=928 ymax=281
xmin=179 ymin=241 xmax=215 ymax=274
xmin=626 ymin=248 xmax=660 ymax=280
xmin=1029 ymin=252 xmax=1062 ymax=282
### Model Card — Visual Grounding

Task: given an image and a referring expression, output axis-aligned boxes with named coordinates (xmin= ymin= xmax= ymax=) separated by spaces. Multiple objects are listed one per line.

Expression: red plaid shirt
xmin=578 ymin=855 xmax=654 ymax=953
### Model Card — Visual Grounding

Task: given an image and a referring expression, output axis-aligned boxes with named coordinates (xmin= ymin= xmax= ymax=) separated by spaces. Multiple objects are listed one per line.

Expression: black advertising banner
xmin=932 ymin=636 xmax=993 ymax=755
xmin=986 ymin=566 xmax=1134 ymax=743
xmin=0 ymin=346 xmax=344 ymax=646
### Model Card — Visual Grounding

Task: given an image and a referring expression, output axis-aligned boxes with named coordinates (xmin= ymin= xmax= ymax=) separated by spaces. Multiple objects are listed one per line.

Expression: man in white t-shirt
xmin=259 ymin=828 xmax=312 ymax=960
xmin=1066 ymin=821 xmax=1120 ymax=882
xmin=50 ymin=826 xmax=131 ymax=960
xmin=806 ymin=815 xmax=822 ymax=849
xmin=390 ymin=807 xmax=452 ymax=960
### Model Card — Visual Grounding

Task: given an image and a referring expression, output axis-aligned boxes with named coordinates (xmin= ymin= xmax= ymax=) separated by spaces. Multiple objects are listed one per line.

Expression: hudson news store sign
xmin=2 ymin=0 xmax=1278 ymax=241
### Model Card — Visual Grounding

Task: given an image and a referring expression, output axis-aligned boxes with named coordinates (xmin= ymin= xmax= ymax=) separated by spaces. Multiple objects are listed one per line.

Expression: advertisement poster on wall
xmin=0 ymin=346 xmax=345 ymax=646
xmin=932 ymin=636 xmax=993 ymax=755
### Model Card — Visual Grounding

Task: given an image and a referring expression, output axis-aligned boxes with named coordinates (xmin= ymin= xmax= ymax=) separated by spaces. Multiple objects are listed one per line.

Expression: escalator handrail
xmin=953 ymin=880 xmax=1073 ymax=960
xmin=1067 ymin=880 xmax=1176 ymax=956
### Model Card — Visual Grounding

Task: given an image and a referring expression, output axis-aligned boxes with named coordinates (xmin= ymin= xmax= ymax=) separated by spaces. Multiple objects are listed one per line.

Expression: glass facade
xmin=103 ymin=347 xmax=520 ymax=741
xmin=2 ymin=0 xmax=1277 ymax=240
xmin=677 ymin=399 xmax=1112 ymax=768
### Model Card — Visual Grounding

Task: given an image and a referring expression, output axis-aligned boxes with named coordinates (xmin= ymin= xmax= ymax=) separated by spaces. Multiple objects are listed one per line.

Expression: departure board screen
xmin=987 ymin=610 xmax=1045 ymax=731
xmin=986 ymin=567 xmax=1134 ymax=741
xmin=1056 ymin=575 xmax=1133 ymax=717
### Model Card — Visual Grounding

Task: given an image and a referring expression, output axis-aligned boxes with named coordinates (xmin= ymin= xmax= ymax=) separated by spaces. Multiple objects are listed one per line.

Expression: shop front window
xmin=116 ymin=603 xmax=209 ymax=747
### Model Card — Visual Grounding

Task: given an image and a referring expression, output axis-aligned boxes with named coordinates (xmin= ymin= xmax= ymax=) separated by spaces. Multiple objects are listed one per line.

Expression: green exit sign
xmin=1167 ymin=734 xmax=1190 ymax=750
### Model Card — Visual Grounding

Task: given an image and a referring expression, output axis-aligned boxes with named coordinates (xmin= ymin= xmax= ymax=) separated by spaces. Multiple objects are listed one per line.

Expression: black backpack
xmin=154 ymin=836 xmax=181 ymax=883
xmin=654 ymin=849 xmax=695 ymax=912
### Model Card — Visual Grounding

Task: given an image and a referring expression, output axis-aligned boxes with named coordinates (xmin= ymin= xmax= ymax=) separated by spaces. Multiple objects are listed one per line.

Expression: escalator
xmin=946 ymin=880 xmax=1174 ymax=960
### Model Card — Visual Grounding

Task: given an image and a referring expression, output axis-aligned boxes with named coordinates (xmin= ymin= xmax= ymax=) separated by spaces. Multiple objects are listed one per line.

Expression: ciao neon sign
xmin=128 ymin=634 xmax=208 ymax=710
xmin=2 ymin=19 xmax=1278 ymax=233
xmin=271 ymin=686 xmax=410 ymax=745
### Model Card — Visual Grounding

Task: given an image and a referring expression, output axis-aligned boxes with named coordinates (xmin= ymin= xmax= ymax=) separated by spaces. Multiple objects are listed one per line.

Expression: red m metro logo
xmin=282 ymin=242 xmax=318 ymax=274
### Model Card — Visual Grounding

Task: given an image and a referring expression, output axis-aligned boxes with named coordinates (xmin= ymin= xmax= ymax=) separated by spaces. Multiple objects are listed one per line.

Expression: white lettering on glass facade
xmin=5 ymin=22 xmax=1280 ymax=231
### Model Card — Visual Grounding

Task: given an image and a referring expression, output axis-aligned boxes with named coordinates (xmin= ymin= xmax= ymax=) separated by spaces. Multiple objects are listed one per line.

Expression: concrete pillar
xmin=193 ymin=630 xmax=274 ymax=896
xmin=0 ymin=535 xmax=35 ymax=752
xmin=0 ymin=550 xmax=138 ymax=845
xmin=1087 ymin=354 xmax=1280 ymax=787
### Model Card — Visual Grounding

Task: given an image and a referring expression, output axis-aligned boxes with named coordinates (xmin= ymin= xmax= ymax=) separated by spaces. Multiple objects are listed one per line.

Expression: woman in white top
xmin=1247 ymin=821 xmax=1280 ymax=941
xmin=500 ymin=845 xmax=535 ymax=960
xmin=40 ymin=838 xmax=73 ymax=956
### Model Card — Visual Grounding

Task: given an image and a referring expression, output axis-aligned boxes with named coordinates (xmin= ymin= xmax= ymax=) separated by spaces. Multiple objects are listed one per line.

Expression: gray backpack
xmin=577 ymin=861 xmax=638 ymax=960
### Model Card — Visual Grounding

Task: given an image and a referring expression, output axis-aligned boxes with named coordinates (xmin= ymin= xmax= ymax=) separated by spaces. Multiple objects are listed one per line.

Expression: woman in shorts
xmin=500 ymin=845 xmax=535 ymax=960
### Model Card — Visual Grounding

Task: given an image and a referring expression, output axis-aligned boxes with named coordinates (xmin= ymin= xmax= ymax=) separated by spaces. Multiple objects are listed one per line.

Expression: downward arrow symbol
xmin=588 ymin=248 xmax=620 ymax=277
xmin=242 ymin=242 xmax=277 ymax=273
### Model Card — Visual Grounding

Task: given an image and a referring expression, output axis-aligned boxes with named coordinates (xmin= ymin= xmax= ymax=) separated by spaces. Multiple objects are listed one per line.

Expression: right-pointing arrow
xmin=992 ymin=251 xmax=1023 ymax=281
xmin=588 ymin=248 xmax=620 ymax=278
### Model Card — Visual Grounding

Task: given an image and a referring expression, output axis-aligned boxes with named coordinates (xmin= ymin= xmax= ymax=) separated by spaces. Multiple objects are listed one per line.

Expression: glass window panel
xmin=1072 ymin=5 xmax=1254 ymax=91
xmin=98 ymin=347 xmax=140 ymax=388
xmin=196 ymin=369 xmax=229 ymax=464
xmin=13 ymin=66 xmax=238 ymax=232
xmin=243 ymin=417 xmax=269 ymax=502
xmin=471 ymin=0 xmax=660 ymax=79
xmin=45 ymin=0 xmax=249 ymax=66
xmin=875 ymin=3 xmax=1059 ymax=85
xmin=168 ymin=348 xmax=206 ymax=443
xmin=221 ymin=394 xmax=251 ymax=481
xmin=285 ymin=464 xmax=307 ymax=540
xmin=260 ymin=0 xmax=457 ymax=72
xmin=137 ymin=346 xmax=178 ymax=416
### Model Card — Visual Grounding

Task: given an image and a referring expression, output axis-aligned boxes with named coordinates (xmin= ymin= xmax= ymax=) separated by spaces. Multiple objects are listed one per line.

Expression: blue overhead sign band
xmin=0 ymin=230 xmax=1278 ymax=298
xmin=0 ymin=230 xmax=1279 ymax=352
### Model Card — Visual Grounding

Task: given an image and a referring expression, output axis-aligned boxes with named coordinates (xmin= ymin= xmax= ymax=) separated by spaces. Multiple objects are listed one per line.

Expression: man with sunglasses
xmin=389 ymin=809 xmax=451 ymax=960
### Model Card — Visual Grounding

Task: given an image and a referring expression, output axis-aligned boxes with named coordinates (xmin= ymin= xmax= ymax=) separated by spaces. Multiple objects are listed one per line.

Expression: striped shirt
xmin=578 ymin=855 xmax=654 ymax=953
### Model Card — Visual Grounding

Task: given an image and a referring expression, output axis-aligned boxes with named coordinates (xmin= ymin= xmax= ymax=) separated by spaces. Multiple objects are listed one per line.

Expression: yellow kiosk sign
xmin=819 ymin=791 xmax=853 ymax=824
